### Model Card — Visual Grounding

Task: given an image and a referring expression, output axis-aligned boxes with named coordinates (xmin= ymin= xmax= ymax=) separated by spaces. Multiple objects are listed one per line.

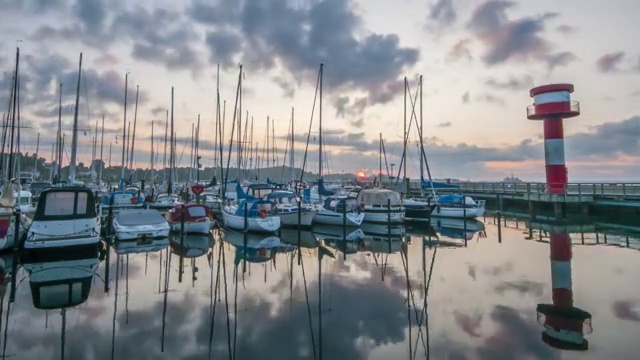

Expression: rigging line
xmin=394 ymin=80 xmax=419 ymax=185
xmin=221 ymin=240 xmax=233 ymax=360
xmin=208 ymin=237 xmax=225 ymax=360
xmin=407 ymin=79 xmax=435 ymax=190
xmin=110 ymin=255 xmax=121 ymax=360
xmin=400 ymin=246 xmax=413 ymax=359
xmin=221 ymin=66 xmax=243 ymax=198
xmin=299 ymin=249 xmax=318 ymax=360
xmin=297 ymin=67 xmax=321 ymax=186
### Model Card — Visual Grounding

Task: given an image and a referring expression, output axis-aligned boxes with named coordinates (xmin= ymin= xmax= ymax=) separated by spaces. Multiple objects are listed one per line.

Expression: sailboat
xmin=307 ymin=64 xmax=364 ymax=227
xmin=0 ymin=48 xmax=31 ymax=250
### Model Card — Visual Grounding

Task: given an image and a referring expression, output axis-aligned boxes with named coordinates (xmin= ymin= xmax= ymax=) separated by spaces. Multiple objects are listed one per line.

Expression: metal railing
xmin=433 ymin=182 xmax=640 ymax=201
xmin=526 ymin=100 xmax=580 ymax=118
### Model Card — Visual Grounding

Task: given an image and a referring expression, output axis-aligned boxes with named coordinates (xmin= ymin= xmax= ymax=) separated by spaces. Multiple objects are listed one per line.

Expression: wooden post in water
xmin=105 ymin=195 xmax=114 ymax=293
xmin=12 ymin=206 xmax=20 ymax=252
xmin=243 ymin=202 xmax=248 ymax=273
xmin=387 ymin=199 xmax=391 ymax=253
xmin=342 ymin=201 xmax=347 ymax=260
xmin=497 ymin=211 xmax=502 ymax=243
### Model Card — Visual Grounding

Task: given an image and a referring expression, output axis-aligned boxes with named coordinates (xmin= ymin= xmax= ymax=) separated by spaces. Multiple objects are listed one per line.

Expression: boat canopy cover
xmin=317 ymin=178 xmax=336 ymax=196
xmin=116 ymin=209 xmax=167 ymax=226
xmin=356 ymin=189 xmax=402 ymax=206
xmin=233 ymin=199 xmax=274 ymax=216
xmin=438 ymin=195 xmax=477 ymax=206
xmin=168 ymin=204 xmax=210 ymax=222
xmin=34 ymin=187 xmax=97 ymax=221
xmin=422 ymin=180 xmax=460 ymax=189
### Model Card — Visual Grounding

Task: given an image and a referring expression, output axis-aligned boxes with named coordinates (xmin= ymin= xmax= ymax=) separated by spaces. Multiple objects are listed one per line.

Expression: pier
xmin=425 ymin=181 xmax=640 ymax=222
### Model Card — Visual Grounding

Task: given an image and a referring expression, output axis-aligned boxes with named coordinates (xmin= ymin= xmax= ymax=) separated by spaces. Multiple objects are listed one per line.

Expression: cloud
xmin=462 ymin=91 xmax=470 ymax=104
xmin=150 ymin=106 xmax=166 ymax=117
xmin=191 ymin=0 xmax=419 ymax=113
xmin=494 ymin=280 xmax=545 ymax=297
xmin=485 ymin=75 xmax=533 ymax=90
xmin=427 ymin=0 xmax=457 ymax=27
xmin=272 ymin=74 xmax=296 ymax=98
xmin=556 ymin=24 xmax=576 ymax=34
xmin=437 ymin=121 xmax=452 ymax=128
xmin=447 ymin=38 xmax=473 ymax=62
xmin=546 ymin=51 xmax=577 ymax=72
xmin=476 ymin=93 xmax=505 ymax=105
xmin=466 ymin=1 xmax=563 ymax=66
xmin=596 ymin=51 xmax=625 ymax=73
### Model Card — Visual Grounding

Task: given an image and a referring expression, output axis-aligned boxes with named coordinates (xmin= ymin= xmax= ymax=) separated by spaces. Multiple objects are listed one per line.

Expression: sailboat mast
xmin=196 ymin=114 xmax=200 ymax=183
xmin=109 ymin=142 xmax=112 ymax=168
xmin=129 ymin=85 xmax=139 ymax=177
xmin=237 ymin=69 xmax=242 ymax=174
xmin=6 ymin=48 xmax=19 ymax=183
xmin=290 ymin=107 xmax=294 ymax=182
xmin=69 ymin=52 xmax=82 ymax=182
xmin=150 ymin=120 xmax=154 ymax=184
xmin=49 ymin=143 xmax=54 ymax=181
xmin=125 ymin=122 xmax=131 ymax=179
xmin=91 ymin=117 xmax=98 ymax=183
xmin=379 ymin=133 xmax=382 ymax=187
xmin=403 ymin=77 xmax=407 ymax=184
xmin=419 ymin=75 xmax=424 ymax=183
xmin=318 ymin=63 xmax=323 ymax=178
xmin=33 ymin=132 xmax=40 ymax=180
xmin=168 ymin=87 xmax=174 ymax=195
xmin=121 ymin=72 xmax=129 ymax=184
xmin=163 ymin=110 xmax=168 ymax=183
xmin=55 ymin=83 xmax=62 ymax=179
xmin=99 ymin=114 xmax=105 ymax=186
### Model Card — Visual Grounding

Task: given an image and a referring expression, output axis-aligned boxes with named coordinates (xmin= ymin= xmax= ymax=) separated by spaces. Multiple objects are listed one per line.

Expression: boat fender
xmin=259 ymin=208 xmax=268 ymax=219
xmin=360 ymin=203 xmax=365 ymax=210
xmin=259 ymin=248 xmax=267 ymax=256
xmin=436 ymin=206 xmax=440 ymax=213
xmin=131 ymin=196 xmax=138 ymax=204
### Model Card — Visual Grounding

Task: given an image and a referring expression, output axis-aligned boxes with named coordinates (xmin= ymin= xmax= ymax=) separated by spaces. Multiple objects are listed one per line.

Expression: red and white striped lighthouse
xmin=527 ymin=84 xmax=580 ymax=194
xmin=537 ymin=230 xmax=592 ymax=350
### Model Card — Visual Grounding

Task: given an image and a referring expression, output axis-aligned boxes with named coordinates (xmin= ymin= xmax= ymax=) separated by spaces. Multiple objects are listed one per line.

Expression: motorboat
xmin=313 ymin=196 xmax=365 ymax=227
xmin=113 ymin=237 xmax=170 ymax=255
xmin=149 ymin=193 xmax=180 ymax=210
xmin=356 ymin=188 xmax=405 ymax=224
xmin=24 ymin=187 xmax=101 ymax=251
xmin=113 ymin=208 xmax=170 ymax=241
xmin=431 ymin=194 xmax=486 ymax=219
xmin=165 ymin=203 xmax=212 ymax=235
xmin=169 ymin=233 xmax=214 ymax=258
xmin=222 ymin=197 xmax=281 ymax=233
xmin=264 ymin=190 xmax=316 ymax=227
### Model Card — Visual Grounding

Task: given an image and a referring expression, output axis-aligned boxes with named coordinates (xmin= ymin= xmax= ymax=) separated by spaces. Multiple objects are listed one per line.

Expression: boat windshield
xmin=16 ymin=196 xmax=31 ymax=205
xmin=187 ymin=206 xmax=207 ymax=217
xmin=272 ymin=195 xmax=296 ymax=205
xmin=35 ymin=189 xmax=96 ymax=220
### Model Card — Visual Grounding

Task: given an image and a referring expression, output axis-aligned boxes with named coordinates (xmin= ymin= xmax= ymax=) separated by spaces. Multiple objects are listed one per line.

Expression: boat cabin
xmin=167 ymin=204 xmax=210 ymax=223
xmin=33 ymin=187 xmax=98 ymax=222
xmin=265 ymin=190 xmax=298 ymax=204
xmin=356 ymin=189 xmax=402 ymax=207
xmin=102 ymin=190 xmax=142 ymax=207
xmin=438 ymin=195 xmax=480 ymax=208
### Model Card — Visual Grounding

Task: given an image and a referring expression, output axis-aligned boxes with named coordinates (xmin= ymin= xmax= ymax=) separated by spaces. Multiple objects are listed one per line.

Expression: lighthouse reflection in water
xmin=537 ymin=227 xmax=593 ymax=350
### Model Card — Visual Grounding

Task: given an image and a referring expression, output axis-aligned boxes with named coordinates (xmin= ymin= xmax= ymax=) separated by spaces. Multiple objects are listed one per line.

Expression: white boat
xmin=313 ymin=196 xmax=364 ymax=227
xmin=149 ymin=193 xmax=180 ymax=210
xmin=202 ymin=192 xmax=223 ymax=213
xmin=265 ymin=190 xmax=316 ymax=227
xmin=166 ymin=204 xmax=212 ymax=235
xmin=113 ymin=209 xmax=170 ymax=241
xmin=113 ymin=237 xmax=170 ymax=255
xmin=222 ymin=198 xmax=281 ymax=233
xmin=102 ymin=190 xmax=144 ymax=213
xmin=356 ymin=188 xmax=405 ymax=224
xmin=24 ymin=187 xmax=101 ymax=250
xmin=431 ymin=195 xmax=486 ymax=219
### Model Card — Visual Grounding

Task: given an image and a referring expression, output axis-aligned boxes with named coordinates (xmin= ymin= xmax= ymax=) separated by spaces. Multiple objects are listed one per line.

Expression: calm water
xmin=1 ymin=217 xmax=640 ymax=359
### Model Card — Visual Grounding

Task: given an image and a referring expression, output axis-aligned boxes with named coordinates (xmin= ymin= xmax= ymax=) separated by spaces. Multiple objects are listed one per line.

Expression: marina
xmin=0 ymin=216 xmax=637 ymax=358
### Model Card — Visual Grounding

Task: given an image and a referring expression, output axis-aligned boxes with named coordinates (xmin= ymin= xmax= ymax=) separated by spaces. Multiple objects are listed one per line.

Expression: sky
xmin=0 ymin=0 xmax=639 ymax=181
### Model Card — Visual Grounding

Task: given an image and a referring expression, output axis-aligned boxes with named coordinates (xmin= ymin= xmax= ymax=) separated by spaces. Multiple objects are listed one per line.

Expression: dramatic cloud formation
xmin=427 ymin=0 xmax=457 ymax=28
xmin=465 ymin=0 xmax=574 ymax=70
xmin=596 ymin=51 xmax=626 ymax=73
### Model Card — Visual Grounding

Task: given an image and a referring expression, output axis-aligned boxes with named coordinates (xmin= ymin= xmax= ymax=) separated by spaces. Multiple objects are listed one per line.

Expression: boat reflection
xmin=169 ymin=233 xmax=214 ymax=258
xmin=312 ymin=224 xmax=365 ymax=242
xmin=432 ymin=218 xmax=486 ymax=241
xmin=221 ymin=230 xmax=292 ymax=264
xmin=279 ymin=228 xmax=320 ymax=248
xmin=112 ymin=237 xmax=170 ymax=255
